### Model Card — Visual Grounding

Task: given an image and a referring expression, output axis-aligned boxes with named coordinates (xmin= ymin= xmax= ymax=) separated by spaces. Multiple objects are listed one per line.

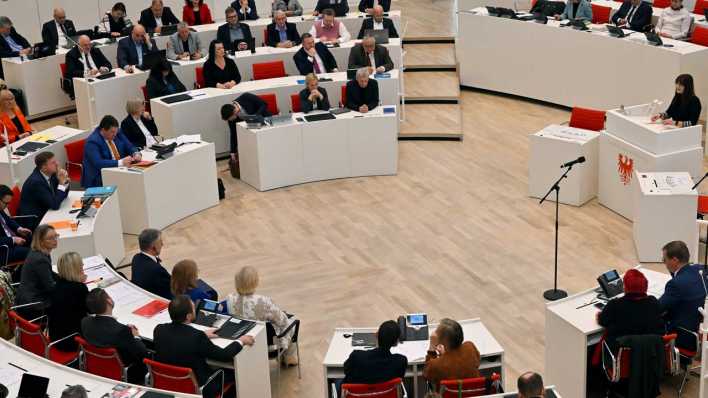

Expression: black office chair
xmin=266 ymin=318 xmax=301 ymax=396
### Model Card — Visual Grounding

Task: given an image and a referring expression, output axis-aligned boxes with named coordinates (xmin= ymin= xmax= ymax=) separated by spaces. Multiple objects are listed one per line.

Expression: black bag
xmin=217 ymin=178 xmax=225 ymax=200
xmin=530 ymin=0 xmax=566 ymax=17
xmin=229 ymin=157 xmax=240 ymax=179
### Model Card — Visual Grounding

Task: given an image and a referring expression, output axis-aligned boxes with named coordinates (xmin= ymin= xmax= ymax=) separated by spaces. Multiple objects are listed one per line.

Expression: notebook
xmin=132 ymin=299 xmax=168 ymax=317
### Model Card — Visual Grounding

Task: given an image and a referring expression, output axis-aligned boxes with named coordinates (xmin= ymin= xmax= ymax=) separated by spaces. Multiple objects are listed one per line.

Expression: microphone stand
xmin=539 ymin=164 xmax=577 ymax=301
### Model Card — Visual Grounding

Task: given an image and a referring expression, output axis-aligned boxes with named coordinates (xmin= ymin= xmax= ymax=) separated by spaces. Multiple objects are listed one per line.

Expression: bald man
xmin=139 ymin=0 xmax=180 ymax=34
xmin=65 ymin=35 xmax=111 ymax=78
xmin=518 ymin=372 xmax=545 ymax=398
xmin=116 ymin=24 xmax=158 ymax=72
xmin=41 ymin=8 xmax=77 ymax=49
xmin=357 ymin=5 xmax=398 ymax=39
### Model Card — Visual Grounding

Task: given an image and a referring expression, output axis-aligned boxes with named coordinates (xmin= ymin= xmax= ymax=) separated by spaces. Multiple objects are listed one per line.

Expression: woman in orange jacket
xmin=0 ymin=89 xmax=32 ymax=146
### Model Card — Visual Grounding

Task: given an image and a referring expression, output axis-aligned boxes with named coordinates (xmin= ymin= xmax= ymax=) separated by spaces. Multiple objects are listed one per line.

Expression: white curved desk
xmin=74 ymin=38 xmax=402 ymax=130
xmin=40 ymin=191 xmax=125 ymax=266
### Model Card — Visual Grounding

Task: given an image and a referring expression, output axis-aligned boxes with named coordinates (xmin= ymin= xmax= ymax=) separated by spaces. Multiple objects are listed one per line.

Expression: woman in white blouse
xmin=226 ymin=266 xmax=298 ymax=365
xmin=655 ymin=0 xmax=692 ymax=39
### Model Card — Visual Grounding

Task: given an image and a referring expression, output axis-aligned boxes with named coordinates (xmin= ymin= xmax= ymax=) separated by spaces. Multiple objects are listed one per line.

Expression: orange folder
xmin=132 ymin=299 xmax=169 ymax=318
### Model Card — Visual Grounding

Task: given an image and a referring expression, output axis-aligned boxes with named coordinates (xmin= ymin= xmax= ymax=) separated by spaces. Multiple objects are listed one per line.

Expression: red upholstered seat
xmin=290 ymin=93 xmax=302 ymax=113
xmin=252 ymin=61 xmax=287 ymax=80
xmin=64 ymin=139 xmax=85 ymax=183
xmin=691 ymin=26 xmax=708 ymax=47
xmin=591 ymin=4 xmax=611 ymax=24
xmin=341 ymin=378 xmax=403 ymax=398
xmin=257 ymin=93 xmax=280 ymax=116
xmin=439 ymin=373 xmax=502 ymax=397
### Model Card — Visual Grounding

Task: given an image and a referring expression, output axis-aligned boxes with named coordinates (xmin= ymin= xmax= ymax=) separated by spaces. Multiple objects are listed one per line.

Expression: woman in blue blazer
xmin=559 ymin=0 xmax=592 ymax=21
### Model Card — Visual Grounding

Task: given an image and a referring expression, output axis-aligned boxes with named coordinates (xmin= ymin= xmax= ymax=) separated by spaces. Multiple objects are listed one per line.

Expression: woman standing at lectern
xmin=651 ymin=74 xmax=702 ymax=128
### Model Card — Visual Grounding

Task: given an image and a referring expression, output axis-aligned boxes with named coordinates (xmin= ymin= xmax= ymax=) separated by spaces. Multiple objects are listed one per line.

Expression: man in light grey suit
xmin=166 ymin=22 xmax=205 ymax=60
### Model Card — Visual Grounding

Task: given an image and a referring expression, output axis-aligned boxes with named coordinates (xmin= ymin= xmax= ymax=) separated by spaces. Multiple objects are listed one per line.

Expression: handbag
xmin=229 ymin=157 xmax=240 ymax=179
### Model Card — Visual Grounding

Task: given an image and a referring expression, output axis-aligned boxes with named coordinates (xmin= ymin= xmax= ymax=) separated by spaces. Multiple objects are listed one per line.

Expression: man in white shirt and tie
xmin=293 ymin=33 xmax=339 ymax=75
xmin=41 ymin=8 xmax=77 ymax=49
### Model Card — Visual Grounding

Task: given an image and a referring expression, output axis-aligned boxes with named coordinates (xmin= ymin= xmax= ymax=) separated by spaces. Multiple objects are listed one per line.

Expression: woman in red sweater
xmin=182 ymin=0 xmax=213 ymax=26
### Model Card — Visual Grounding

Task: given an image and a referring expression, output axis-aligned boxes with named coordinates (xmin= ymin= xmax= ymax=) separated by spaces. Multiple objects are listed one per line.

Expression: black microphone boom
xmin=560 ymin=156 xmax=586 ymax=169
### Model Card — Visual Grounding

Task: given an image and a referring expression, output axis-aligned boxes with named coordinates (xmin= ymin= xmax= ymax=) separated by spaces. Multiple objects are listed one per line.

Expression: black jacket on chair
xmin=138 ymin=7 xmax=180 ymax=32
xmin=41 ymin=19 xmax=77 ymax=49
xmin=611 ymin=1 xmax=653 ymax=31
xmin=145 ymin=72 xmax=187 ymax=100
xmin=81 ymin=315 xmax=149 ymax=367
xmin=616 ymin=334 xmax=664 ymax=398
xmin=265 ymin=22 xmax=301 ymax=47
xmin=130 ymin=253 xmax=172 ymax=299
xmin=65 ymin=46 xmax=113 ymax=79
xmin=47 ymin=277 xmax=88 ymax=351
xmin=358 ymin=0 xmax=391 ymax=12
xmin=293 ymin=43 xmax=338 ymax=75
xmin=120 ymin=114 xmax=159 ymax=148
xmin=18 ymin=168 xmax=70 ymax=223
xmin=342 ymin=347 xmax=407 ymax=384
xmin=357 ymin=17 xmax=398 ymax=39
xmin=0 ymin=28 xmax=31 ymax=78
xmin=216 ymin=23 xmax=253 ymax=53
xmin=153 ymin=322 xmax=243 ymax=385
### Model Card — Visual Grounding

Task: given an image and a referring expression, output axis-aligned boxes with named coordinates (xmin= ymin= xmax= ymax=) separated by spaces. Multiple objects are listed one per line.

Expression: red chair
xmin=8 ymin=311 xmax=79 ymax=365
xmin=252 ymin=60 xmax=287 ymax=80
xmin=140 ymin=86 xmax=151 ymax=113
xmin=75 ymin=336 xmax=128 ymax=381
xmin=195 ymin=67 xmax=205 ymax=88
xmin=340 ymin=85 xmax=347 ymax=107
xmin=691 ymin=26 xmax=708 ymax=47
xmin=675 ymin=327 xmax=701 ymax=395
xmin=341 ymin=377 xmax=404 ymax=398
xmin=438 ymin=373 xmax=502 ymax=397
xmin=603 ymin=334 xmax=679 ymax=395
xmin=144 ymin=358 xmax=232 ymax=397
xmin=693 ymin=0 xmax=708 ymax=14
xmin=653 ymin=0 xmax=671 ymax=8
xmin=290 ymin=93 xmax=302 ymax=113
xmin=568 ymin=106 xmax=606 ymax=131
xmin=64 ymin=139 xmax=86 ymax=184
xmin=591 ymin=4 xmax=611 ymax=24
xmin=257 ymin=93 xmax=280 ymax=116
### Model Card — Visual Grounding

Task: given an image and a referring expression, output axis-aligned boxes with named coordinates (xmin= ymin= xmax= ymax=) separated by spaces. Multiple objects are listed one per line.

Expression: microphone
xmin=560 ymin=156 xmax=585 ymax=169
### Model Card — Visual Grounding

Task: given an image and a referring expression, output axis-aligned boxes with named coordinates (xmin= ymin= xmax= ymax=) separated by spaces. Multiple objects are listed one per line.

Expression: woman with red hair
xmin=597 ymin=269 xmax=665 ymax=352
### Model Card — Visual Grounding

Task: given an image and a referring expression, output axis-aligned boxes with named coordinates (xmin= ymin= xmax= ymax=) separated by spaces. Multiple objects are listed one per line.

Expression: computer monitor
xmin=17 ymin=374 xmax=50 ymax=398
xmin=364 ymin=29 xmax=389 ymax=44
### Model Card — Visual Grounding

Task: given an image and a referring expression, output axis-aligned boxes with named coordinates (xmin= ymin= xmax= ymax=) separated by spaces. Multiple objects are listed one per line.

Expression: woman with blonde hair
xmin=15 ymin=224 xmax=58 ymax=319
xmin=0 ymin=89 xmax=32 ymax=146
xmin=226 ymin=266 xmax=298 ymax=365
xmin=170 ymin=259 xmax=216 ymax=302
xmin=120 ymin=98 xmax=159 ymax=149
xmin=48 ymin=252 xmax=88 ymax=351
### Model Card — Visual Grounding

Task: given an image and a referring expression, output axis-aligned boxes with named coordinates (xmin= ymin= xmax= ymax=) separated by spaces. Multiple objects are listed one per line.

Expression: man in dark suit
xmin=131 ymin=228 xmax=172 ymax=299
xmin=0 ymin=185 xmax=31 ymax=263
xmin=81 ymin=115 xmax=140 ymax=188
xmin=139 ymin=0 xmax=180 ymax=34
xmin=65 ymin=35 xmax=112 ymax=79
xmin=217 ymin=7 xmax=254 ymax=53
xmin=0 ymin=17 xmax=32 ymax=79
xmin=346 ymin=68 xmax=379 ymax=113
xmin=348 ymin=36 xmax=393 ymax=73
xmin=659 ymin=241 xmax=706 ymax=352
xmin=357 ymin=5 xmax=398 ymax=39
xmin=154 ymin=295 xmax=254 ymax=398
xmin=314 ymin=0 xmax=349 ymax=16
xmin=18 ymin=151 xmax=70 ymax=225
xmin=116 ymin=24 xmax=159 ymax=72
xmin=81 ymin=288 xmax=148 ymax=384
xmin=41 ymin=8 xmax=77 ymax=49
xmin=220 ymin=92 xmax=272 ymax=174
xmin=358 ymin=0 xmax=391 ymax=13
xmin=293 ymin=33 xmax=338 ymax=75
xmin=611 ymin=0 xmax=653 ymax=31
xmin=231 ymin=0 xmax=259 ymax=20
xmin=266 ymin=10 xmax=300 ymax=48
xmin=342 ymin=320 xmax=407 ymax=385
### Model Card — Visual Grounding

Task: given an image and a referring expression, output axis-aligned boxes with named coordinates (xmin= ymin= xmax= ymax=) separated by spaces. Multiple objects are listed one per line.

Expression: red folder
xmin=132 ymin=299 xmax=168 ymax=318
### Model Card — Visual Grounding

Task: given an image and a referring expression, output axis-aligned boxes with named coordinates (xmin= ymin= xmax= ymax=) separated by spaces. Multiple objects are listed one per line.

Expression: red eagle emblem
xmin=617 ymin=154 xmax=634 ymax=185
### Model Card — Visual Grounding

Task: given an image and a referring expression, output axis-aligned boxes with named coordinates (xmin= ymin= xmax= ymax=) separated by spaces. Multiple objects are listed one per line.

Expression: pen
xmin=8 ymin=362 xmax=27 ymax=372
xmin=85 ymin=277 xmax=103 ymax=285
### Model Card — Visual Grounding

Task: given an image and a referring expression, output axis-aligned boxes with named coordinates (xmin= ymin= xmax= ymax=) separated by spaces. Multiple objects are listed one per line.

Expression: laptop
xmin=159 ymin=24 xmax=179 ymax=36
xmin=139 ymin=49 xmax=167 ymax=71
xmin=231 ymin=38 xmax=256 ymax=54
xmin=161 ymin=93 xmax=192 ymax=104
xmin=242 ymin=114 xmax=265 ymax=128
xmin=304 ymin=112 xmax=336 ymax=122
xmin=94 ymin=71 xmax=116 ymax=80
xmin=17 ymin=374 xmax=50 ymax=398
xmin=364 ymin=29 xmax=389 ymax=44
xmin=606 ymin=24 xmax=627 ymax=37
xmin=216 ymin=318 xmax=256 ymax=340
xmin=644 ymin=31 xmax=663 ymax=46
xmin=194 ymin=299 xmax=222 ymax=327
xmin=266 ymin=115 xmax=294 ymax=126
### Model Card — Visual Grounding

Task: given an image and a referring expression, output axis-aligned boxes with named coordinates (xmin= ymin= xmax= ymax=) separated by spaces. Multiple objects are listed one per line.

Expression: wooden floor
xmin=30 ymin=1 xmax=706 ymax=396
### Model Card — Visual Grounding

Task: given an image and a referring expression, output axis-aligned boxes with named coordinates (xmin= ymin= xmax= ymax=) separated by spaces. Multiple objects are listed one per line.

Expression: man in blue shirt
xmin=116 ymin=24 xmax=158 ymax=72
xmin=659 ymin=240 xmax=706 ymax=352
xmin=265 ymin=10 xmax=300 ymax=48
xmin=0 ymin=16 xmax=31 ymax=78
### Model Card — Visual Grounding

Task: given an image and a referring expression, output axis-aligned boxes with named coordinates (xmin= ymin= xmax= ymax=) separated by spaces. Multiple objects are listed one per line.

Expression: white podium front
xmin=528 ymin=125 xmax=600 ymax=206
xmin=633 ymin=171 xmax=698 ymax=263
xmin=599 ymin=104 xmax=702 ymax=220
